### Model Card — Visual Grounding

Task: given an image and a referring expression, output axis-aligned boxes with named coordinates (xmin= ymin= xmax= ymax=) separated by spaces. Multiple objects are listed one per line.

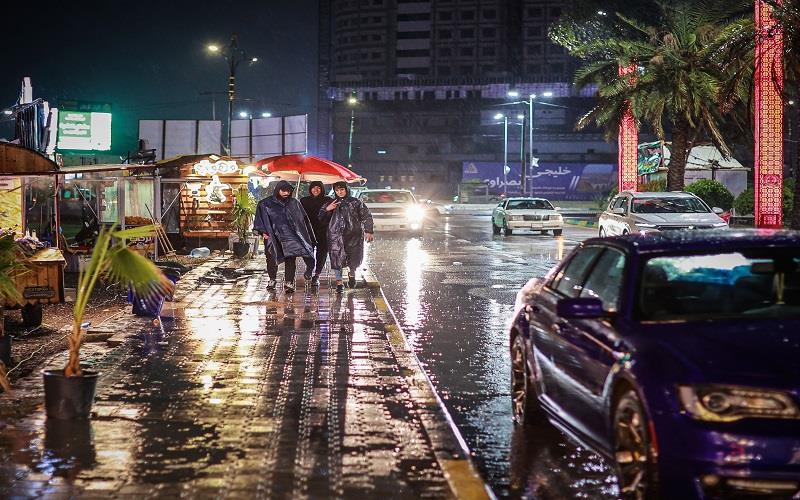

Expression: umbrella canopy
xmin=254 ymin=154 xmax=365 ymax=184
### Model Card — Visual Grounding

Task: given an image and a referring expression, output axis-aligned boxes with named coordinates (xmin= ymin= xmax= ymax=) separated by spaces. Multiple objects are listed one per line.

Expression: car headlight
xmin=712 ymin=222 xmax=728 ymax=228
xmin=636 ymin=222 xmax=658 ymax=228
xmin=406 ymin=205 xmax=425 ymax=222
xmin=549 ymin=214 xmax=562 ymax=221
xmin=507 ymin=215 xmax=523 ymax=221
xmin=678 ymin=385 xmax=800 ymax=422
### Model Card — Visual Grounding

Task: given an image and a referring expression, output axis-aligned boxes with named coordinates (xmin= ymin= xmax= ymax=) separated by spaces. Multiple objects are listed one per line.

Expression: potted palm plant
xmin=231 ymin=185 xmax=256 ymax=258
xmin=0 ymin=231 xmax=26 ymax=391
xmin=43 ymin=224 xmax=171 ymax=419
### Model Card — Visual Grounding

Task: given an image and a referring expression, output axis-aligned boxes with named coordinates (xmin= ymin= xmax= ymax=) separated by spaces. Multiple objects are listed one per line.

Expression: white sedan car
xmin=491 ymin=197 xmax=563 ymax=236
xmin=357 ymin=189 xmax=425 ymax=232
xmin=598 ymin=191 xmax=728 ymax=236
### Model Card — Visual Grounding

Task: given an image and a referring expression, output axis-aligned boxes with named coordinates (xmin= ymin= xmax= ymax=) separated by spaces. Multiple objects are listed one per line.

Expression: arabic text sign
xmin=193 ymin=159 xmax=240 ymax=176
xmin=462 ymin=162 xmax=616 ymax=200
xmin=56 ymin=110 xmax=112 ymax=151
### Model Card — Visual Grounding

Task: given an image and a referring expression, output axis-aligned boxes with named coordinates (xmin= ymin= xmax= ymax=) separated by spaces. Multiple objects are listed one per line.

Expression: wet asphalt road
xmin=365 ymin=214 xmax=620 ymax=499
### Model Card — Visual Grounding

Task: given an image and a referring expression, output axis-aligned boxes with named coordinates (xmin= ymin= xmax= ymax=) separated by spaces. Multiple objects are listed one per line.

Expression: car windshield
xmin=507 ymin=199 xmax=553 ymax=210
xmin=631 ymin=197 xmax=709 ymax=214
xmin=360 ymin=192 xmax=413 ymax=203
xmin=639 ymin=251 xmax=800 ymax=321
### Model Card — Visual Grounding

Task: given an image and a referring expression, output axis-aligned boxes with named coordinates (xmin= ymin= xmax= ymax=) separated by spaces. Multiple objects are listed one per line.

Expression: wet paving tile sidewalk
xmin=0 ymin=257 xmax=488 ymax=499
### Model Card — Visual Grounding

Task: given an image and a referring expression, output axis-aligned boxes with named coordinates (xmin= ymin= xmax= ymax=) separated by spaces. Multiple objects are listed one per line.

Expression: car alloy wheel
xmin=511 ymin=335 xmax=540 ymax=425
xmin=503 ymin=219 xmax=513 ymax=235
xmin=613 ymin=389 xmax=658 ymax=500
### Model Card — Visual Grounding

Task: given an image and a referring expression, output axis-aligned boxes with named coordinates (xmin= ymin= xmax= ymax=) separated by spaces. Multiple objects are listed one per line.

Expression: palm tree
xmin=65 ymin=225 xmax=171 ymax=377
xmin=714 ymin=0 xmax=800 ymax=228
xmin=551 ymin=1 xmax=750 ymax=190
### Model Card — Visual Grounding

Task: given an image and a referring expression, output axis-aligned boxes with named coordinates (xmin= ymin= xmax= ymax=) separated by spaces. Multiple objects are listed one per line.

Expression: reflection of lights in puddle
xmin=209 ymin=398 xmax=223 ymax=405
xmin=557 ymin=237 xmax=565 ymax=260
xmin=405 ymin=239 xmax=429 ymax=328
xmin=201 ymin=375 xmax=214 ymax=391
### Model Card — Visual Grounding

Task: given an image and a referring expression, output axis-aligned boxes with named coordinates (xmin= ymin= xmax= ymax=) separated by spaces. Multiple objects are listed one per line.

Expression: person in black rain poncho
xmin=253 ymin=180 xmax=317 ymax=293
xmin=300 ymin=181 xmax=332 ymax=285
xmin=319 ymin=181 xmax=374 ymax=293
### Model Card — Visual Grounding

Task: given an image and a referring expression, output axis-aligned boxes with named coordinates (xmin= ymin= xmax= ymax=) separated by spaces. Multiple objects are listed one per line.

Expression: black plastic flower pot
xmin=233 ymin=241 xmax=250 ymax=258
xmin=42 ymin=369 xmax=99 ymax=419
xmin=0 ymin=334 xmax=11 ymax=367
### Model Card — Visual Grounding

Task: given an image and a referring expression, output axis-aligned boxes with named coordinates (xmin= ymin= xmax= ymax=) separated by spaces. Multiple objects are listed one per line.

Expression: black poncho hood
xmin=308 ymin=181 xmax=325 ymax=196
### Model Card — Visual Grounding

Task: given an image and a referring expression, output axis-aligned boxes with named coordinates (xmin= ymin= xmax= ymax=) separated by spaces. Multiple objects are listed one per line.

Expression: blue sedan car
xmin=509 ymin=230 xmax=800 ymax=499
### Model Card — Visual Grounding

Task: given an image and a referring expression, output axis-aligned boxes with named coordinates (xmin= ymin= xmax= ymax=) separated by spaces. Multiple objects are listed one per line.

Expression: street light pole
xmin=208 ymin=35 xmax=257 ymax=155
xmin=347 ymin=95 xmax=357 ymax=166
xmin=503 ymin=114 xmax=509 ymax=195
xmin=528 ymin=95 xmax=534 ymax=195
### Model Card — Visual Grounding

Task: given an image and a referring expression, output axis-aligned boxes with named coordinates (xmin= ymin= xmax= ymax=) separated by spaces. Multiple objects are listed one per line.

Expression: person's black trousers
xmin=314 ymin=240 xmax=328 ymax=275
xmin=266 ymin=252 xmax=315 ymax=283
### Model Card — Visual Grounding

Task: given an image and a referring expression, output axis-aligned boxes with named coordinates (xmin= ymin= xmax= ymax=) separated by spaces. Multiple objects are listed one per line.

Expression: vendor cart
xmin=5 ymin=247 xmax=66 ymax=327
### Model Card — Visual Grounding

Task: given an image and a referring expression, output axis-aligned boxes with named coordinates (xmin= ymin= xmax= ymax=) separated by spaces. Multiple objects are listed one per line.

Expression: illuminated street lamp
xmin=207 ymin=34 xmax=257 ymax=153
xmin=261 ymin=112 xmax=272 ymax=118
xmin=239 ymin=111 xmax=250 ymax=119
xmin=506 ymin=90 xmax=553 ymax=194
xmin=347 ymin=94 xmax=358 ymax=166
xmin=495 ymin=113 xmax=509 ymax=194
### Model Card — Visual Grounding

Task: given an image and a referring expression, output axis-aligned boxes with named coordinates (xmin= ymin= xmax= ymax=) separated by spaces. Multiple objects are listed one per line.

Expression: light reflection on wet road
xmin=365 ymin=214 xmax=619 ymax=498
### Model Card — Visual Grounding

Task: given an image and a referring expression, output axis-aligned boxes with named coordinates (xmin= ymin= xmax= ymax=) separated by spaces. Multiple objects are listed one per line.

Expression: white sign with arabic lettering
xmin=193 ymin=159 xmax=239 ymax=176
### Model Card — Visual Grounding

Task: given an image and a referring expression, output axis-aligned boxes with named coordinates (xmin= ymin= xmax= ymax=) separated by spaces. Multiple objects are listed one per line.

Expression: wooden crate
xmin=8 ymin=248 xmax=66 ymax=306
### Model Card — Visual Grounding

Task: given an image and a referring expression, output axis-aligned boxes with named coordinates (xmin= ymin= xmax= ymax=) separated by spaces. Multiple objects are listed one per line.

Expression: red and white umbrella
xmin=254 ymin=154 xmax=365 ymax=185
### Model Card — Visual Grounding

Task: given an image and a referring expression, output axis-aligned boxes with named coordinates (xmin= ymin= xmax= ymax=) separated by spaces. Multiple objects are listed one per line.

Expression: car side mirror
xmin=557 ymin=297 xmax=606 ymax=319
xmin=712 ymin=207 xmax=724 ymax=215
xmin=612 ymin=207 xmax=626 ymax=215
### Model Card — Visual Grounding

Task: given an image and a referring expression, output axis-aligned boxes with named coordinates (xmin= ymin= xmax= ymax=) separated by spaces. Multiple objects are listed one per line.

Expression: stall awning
xmin=58 ymin=164 xmax=156 ymax=175
xmin=155 ymin=154 xmax=244 ymax=170
xmin=0 ymin=142 xmax=59 ymax=176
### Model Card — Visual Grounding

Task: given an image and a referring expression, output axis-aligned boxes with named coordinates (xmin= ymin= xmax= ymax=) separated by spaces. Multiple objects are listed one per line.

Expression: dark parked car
xmin=509 ymin=230 xmax=800 ymax=499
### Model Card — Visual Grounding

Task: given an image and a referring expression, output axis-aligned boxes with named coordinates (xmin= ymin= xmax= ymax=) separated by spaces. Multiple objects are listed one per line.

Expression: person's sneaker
xmin=303 ymin=270 xmax=313 ymax=281
xmin=348 ymin=274 xmax=356 ymax=288
xmin=266 ymin=279 xmax=277 ymax=290
xmin=336 ymin=283 xmax=344 ymax=294
xmin=285 ymin=283 xmax=295 ymax=294
xmin=311 ymin=275 xmax=319 ymax=285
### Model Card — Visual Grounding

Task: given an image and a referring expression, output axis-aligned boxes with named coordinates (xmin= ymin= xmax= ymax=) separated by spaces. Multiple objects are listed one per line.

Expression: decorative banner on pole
xmin=754 ymin=0 xmax=784 ymax=228
xmin=618 ymin=65 xmax=639 ymax=192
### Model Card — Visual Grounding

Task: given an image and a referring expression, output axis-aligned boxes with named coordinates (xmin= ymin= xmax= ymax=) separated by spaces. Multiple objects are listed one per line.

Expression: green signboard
xmin=638 ymin=141 xmax=663 ymax=175
xmin=57 ymin=109 xmax=112 ymax=151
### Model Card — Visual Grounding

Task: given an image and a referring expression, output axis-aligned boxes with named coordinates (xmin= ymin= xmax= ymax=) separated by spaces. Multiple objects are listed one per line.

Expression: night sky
xmin=1 ymin=0 xmax=318 ymax=155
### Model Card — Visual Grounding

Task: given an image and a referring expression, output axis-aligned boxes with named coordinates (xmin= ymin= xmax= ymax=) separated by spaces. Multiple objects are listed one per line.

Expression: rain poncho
xmin=300 ymin=181 xmax=332 ymax=246
xmin=253 ymin=180 xmax=317 ymax=264
xmin=319 ymin=183 xmax=374 ymax=270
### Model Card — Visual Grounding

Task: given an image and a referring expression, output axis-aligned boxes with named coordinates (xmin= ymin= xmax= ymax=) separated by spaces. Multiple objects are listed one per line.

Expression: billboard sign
xmin=56 ymin=110 xmax=112 ymax=151
xmin=462 ymin=162 xmax=616 ymax=200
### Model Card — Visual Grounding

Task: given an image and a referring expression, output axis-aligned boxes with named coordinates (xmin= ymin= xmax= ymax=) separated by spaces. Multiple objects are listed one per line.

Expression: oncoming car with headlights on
xmin=357 ymin=189 xmax=426 ymax=232
xmin=508 ymin=230 xmax=800 ymax=499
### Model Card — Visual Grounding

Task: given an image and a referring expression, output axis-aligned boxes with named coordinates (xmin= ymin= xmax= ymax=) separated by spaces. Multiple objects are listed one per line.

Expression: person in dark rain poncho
xmin=253 ymin=180 xmax=317 ymax=293
xmin=300 ymin=181 xmax=332 ymax=285
xmin=319 ymin=181 xmax=374 ymax=293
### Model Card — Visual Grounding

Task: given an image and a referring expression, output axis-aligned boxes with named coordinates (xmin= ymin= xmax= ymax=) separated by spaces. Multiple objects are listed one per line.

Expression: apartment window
xmin=550 ymin=63 xmax=565 ymax=73
xmin=481 ymin=65 xmax=494 ymax=73
xmin=527 ymin=64 xmax=541 ymax=74
xmin=460 ymin=10 xmax=474 ymax=20
xmin=426 ymin=145 xmax=440 ymax=154
xmin=460 ymin=28 xmax=475 ymax=38
xmin=481 ymin=27 xmax=496 ymax=38
xmin=439 ymin=47 xmax=452 ymax=56
xmin=397 ymin=48 xmax=431 ymax=57
xmin=459 ymin=65 xmax=473 ymax=75
xmin=481 ymin=46 xmax=495 ymax=56
xmin=527 ymin=44 xmax=543 ymax=55
xmin=372 ymin=16 xmax=382 ymax=23
xmin=397 ymin=31 xmax=430 ymax=39
xmin=371 ymin=52 xmax=381 ymax=59
xmin=460 ymin=47 xmax=474 ymax=56
xmin=527 ymin=26 xmax=543 ymax=37
xmin=398 ymin=13 xmax=431 ymax=21
xmin=372 ymin=34 xmax=381 ymax=41
xmin=438 ymin=11 xmax=452 ymax=21
xmin=408 ymin=145 xmax=419 ymax=154
xmin=409 ymin=175 xmax=415 ymax=182
xmin=439 ymin=66 xmax=452 ymax=76
xmin=527 ymin=7 xmax=542 ymax=17
xmin=423 ymin=90 xmax=435 ymax=100
xmin=550 ymin=7 xmax=562 ymax=18
xmin=482 ymin=9 xmax=496 ymax=19
xmin=373 ymin=0 xmax=382 ymax=4
xmin=387 ymin=175 xmax=393 ymax=181
xmin=439 ymin=29 xmax=452 ymax=39
xmin=379 ymin=175 xmax=385 ymax=182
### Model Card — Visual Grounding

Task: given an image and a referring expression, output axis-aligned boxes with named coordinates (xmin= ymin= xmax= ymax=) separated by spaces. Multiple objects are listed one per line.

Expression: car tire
xmin=613 ymin=389 xmax=659 ymax=500
xmin=552 ymin=229 xmax=563 ymax=236
xmin=503 ymin=220 xmax=513 ymax=235
xmin=492 ymin=219 xmax=501 ymax=235
xmin=511 ymin=335 xmax=542 ymax=425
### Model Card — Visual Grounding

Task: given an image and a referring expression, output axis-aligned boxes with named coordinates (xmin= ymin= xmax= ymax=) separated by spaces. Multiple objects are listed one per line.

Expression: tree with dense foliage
xmin=551 ymin=1 xmax=751 ymax=191
xmin=684 ymin=179 xmax=735 ymax=210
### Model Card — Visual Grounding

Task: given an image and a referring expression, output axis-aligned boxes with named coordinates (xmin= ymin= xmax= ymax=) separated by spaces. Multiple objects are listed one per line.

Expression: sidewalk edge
xmin=365 ymin=270 xmax=496 ymax=500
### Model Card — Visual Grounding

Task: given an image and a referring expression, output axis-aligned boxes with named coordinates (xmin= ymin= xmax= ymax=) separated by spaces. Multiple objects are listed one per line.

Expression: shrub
xmin=733 ymin=179 xmax=794 ymax=221
xmin=685 ymin=179 xmax=734 ymax=210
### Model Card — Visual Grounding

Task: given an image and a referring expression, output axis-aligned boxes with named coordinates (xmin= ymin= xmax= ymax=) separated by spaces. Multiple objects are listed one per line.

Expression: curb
xmin=564 ymin=218 xmax=598 ymax=228
xmin=365 ymin=270 xmax=495 ymax=500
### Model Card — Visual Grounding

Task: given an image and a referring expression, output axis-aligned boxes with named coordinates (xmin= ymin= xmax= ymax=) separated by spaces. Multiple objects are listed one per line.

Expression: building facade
xmin=317 ymin=0 xmax=615 ymax=199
